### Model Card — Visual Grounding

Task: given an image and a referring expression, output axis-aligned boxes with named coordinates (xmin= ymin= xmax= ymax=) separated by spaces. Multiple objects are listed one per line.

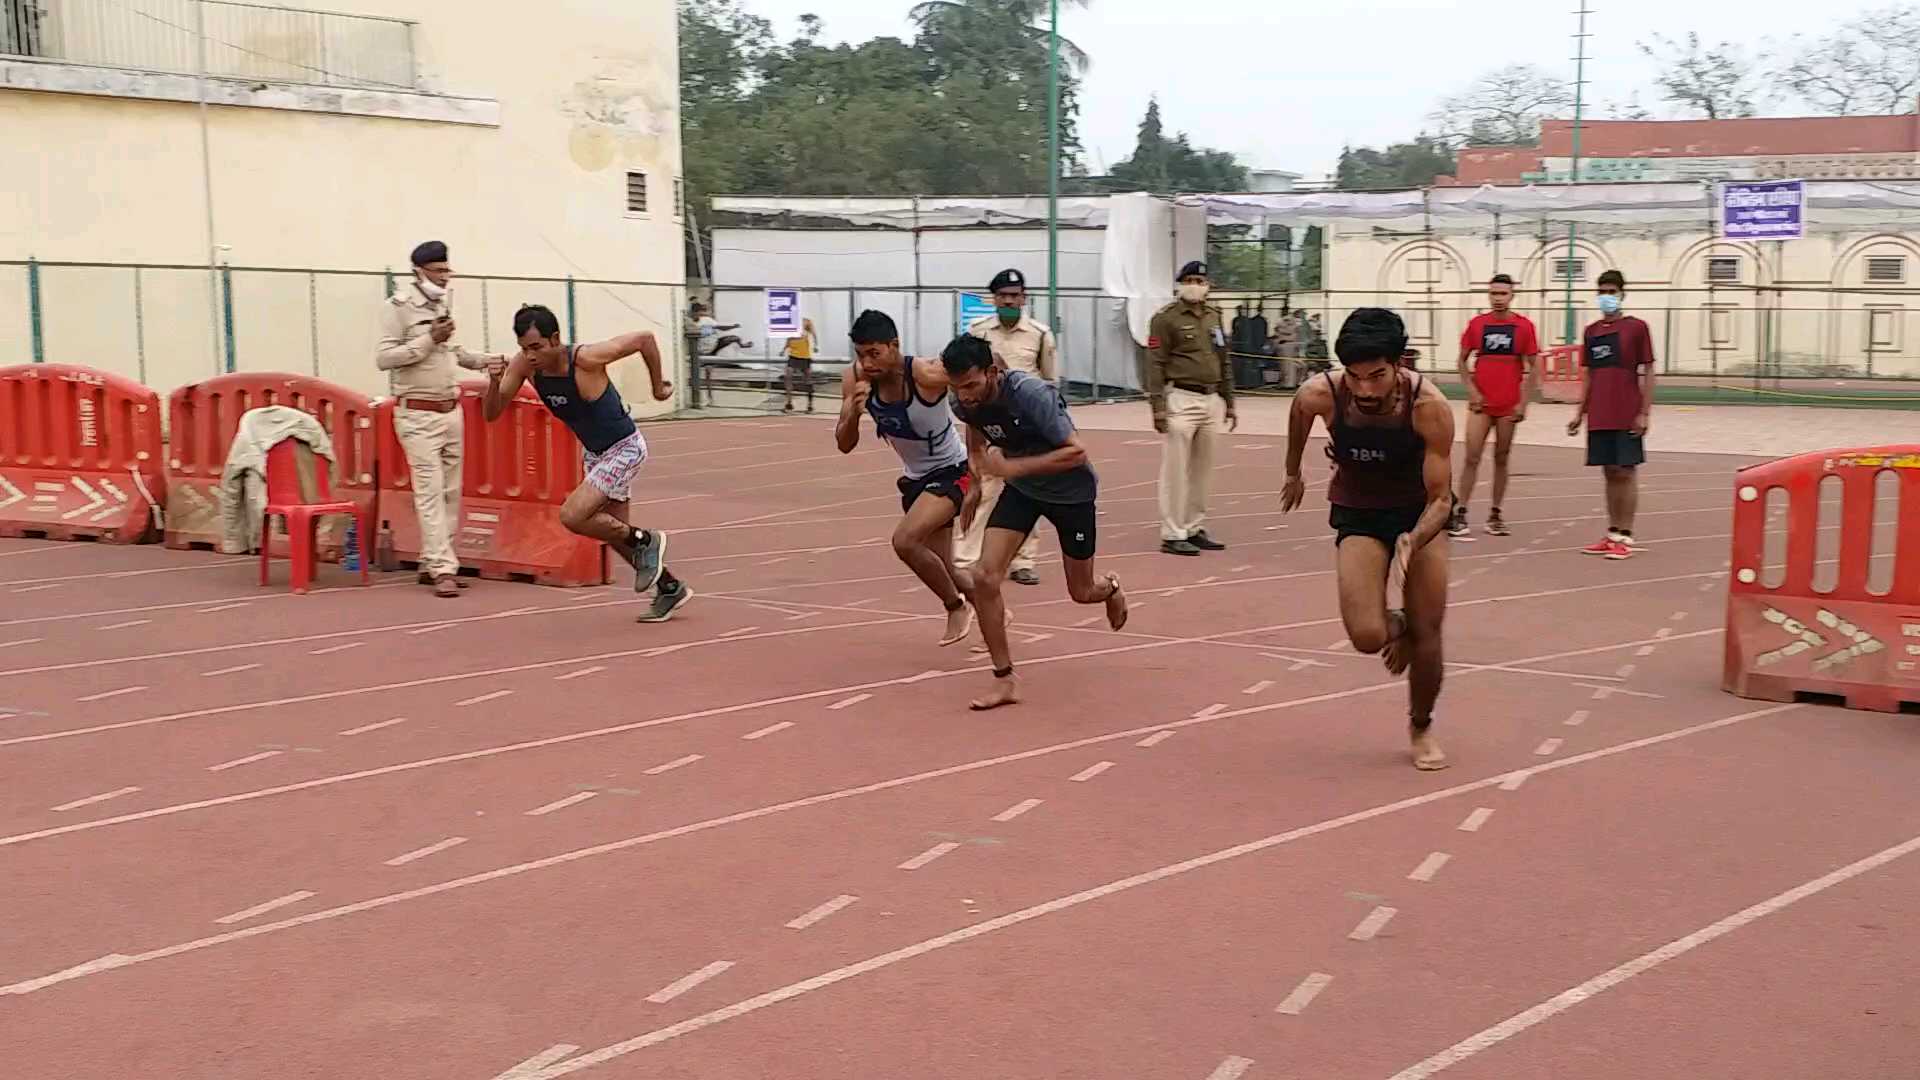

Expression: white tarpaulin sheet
xmin=1099 ymin=193 xmax=1171 ymax=347
xmin=710 ymin=195 xmax=1113 ymax=228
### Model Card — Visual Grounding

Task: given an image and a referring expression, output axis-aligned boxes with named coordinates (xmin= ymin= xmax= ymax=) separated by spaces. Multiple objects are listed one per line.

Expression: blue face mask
xmin=1596 ymin=294 xmax=1622 ymax=316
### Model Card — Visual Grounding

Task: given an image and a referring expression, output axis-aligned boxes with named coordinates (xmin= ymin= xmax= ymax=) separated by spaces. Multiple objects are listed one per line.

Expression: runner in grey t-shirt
xmin=944 ymin=335 xmax=1129 ymax=711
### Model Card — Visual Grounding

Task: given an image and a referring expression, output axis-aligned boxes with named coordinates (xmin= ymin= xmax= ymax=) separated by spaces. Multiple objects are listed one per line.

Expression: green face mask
xmin=995 ymin=305 xmax=1022 ymax=325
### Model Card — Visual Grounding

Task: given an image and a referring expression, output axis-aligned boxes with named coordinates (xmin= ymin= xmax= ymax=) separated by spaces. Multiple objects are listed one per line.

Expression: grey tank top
xmin=866 ymin=359 xmax=968 ymax=479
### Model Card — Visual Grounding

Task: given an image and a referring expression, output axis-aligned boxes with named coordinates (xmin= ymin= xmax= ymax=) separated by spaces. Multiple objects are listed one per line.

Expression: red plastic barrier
xmin=164 ymin=373 xmax=377 ymax=558
xmin=372 ymin=381 xmax=608 ymax=587
xmin=0 ymin=364 xmax=166 ymax=543
xmin=1723 ymin=445 xmax=1920 ymax=713
xmin=1537 ymin=344 xmax=1583 ymax=403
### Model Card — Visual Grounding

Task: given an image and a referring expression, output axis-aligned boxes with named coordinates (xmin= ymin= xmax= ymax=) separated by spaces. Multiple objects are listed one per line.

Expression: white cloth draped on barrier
xmin=1099 ymin=193 xmax=1172 ymax=347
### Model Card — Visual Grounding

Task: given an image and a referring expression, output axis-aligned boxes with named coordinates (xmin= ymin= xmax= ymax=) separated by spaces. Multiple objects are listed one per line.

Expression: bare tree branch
xmin=1638 ymin=31 xmax=1766 ymax=119
xmin=1776 ymin=4 xmax=1920 ymax=115
xmin=1427 ymin=65 xmax=1574 ymax=148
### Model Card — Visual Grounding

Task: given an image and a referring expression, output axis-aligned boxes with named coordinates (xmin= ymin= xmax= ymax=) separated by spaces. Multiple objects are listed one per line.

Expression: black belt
xmin=1171 ymin=381 xmax=1217 ymax=395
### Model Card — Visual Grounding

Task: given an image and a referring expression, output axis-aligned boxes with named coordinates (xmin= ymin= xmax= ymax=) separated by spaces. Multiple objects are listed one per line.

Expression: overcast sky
xmin=735 ymin=0 xmax=1897 ymax=179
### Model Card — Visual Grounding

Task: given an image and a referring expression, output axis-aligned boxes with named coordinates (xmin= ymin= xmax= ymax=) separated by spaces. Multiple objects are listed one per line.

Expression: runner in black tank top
xmin=484 ymin=304 xmax=692 ymax=623
xmin=1281 ymin=308 xmax=1458 ymax=771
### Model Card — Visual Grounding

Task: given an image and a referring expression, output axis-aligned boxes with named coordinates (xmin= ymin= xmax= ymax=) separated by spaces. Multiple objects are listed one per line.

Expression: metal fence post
xmin=566 ymin=276 xmax=577 ymax=342
xmin=221 ymin=263 xmax=237 ymax=373
xmin=27 ymin=256 xmax=43 ymax=363
xmin=384 ymin=267 xmax=395 ymax=298
xmin=1090 ymin=297 xmax=1101 ymax=402
xmin=134 ymin=267 xmax=147 ymax=384
xmin=308 ymin=271 xmax=321 ymax=376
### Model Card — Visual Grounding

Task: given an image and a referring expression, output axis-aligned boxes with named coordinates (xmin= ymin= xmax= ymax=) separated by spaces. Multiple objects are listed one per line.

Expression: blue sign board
xmin=957 ymin=292 xmax=997 ymax=334
xmin=1720 ymin=180 xmax=1804 ymax=241
xmin=765 ymin=288 xmax=802 ymax=337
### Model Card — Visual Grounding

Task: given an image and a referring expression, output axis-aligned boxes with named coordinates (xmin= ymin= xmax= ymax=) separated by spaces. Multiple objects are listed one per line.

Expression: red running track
xmin=2 ymin=416 xmax=1916 ymax=1080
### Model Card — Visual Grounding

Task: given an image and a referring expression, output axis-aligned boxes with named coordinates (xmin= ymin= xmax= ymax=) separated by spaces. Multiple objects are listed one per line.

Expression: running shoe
xmin=635 ymin=580 xmax=693 ymax=622
xmin=1485 ymin=511 xmax=1510 ymax=537
xmin=1602 ymin=539 xmax=1634 ymax=561
xmin=1447 ymin=506 xmax=1471 ymax=539
xmin=1581 ymin=535 xmax=1620 ymax=556
xmin=631 ymin=529 xmax=668 ymax=592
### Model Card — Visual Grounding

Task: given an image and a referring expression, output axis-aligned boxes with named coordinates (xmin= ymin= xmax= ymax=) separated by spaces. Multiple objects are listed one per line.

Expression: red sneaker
xmin=1581 ymin=536 xmax=1617 ymax=556
xmin=1602 ymin=539 xmax=1634 ymax=560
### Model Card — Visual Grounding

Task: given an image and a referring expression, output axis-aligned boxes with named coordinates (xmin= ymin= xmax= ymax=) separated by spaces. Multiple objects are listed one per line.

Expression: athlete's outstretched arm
xmin=834 ymin=365 xmax=868 ymax=454
xmin=482 ymin=352 xmax=533 ymax=422
xmin=1408 ymin=392 xmax=1458 ymax=551
xmin=1281 ymin=377 xmax=1328 ymax=512
xmin=577 ymin=331 xmax=673 ymax=400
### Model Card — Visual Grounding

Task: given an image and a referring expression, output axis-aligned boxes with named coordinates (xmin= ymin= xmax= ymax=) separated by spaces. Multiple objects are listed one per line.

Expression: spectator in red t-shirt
xmin=1567 ymin=269 xmax=1656 ymax=560
xmin=1450 ymin=274 xmax=1539 ymax=539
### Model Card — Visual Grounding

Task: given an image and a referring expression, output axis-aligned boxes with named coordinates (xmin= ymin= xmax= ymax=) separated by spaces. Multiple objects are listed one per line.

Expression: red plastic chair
xmin=258 ymin=439 xmax=371 ymax=594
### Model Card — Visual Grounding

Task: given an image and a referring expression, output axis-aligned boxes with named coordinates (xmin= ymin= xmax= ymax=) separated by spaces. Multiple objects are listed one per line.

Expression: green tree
xmin=908 ymin=0 xmax=1093 ymax=72
xmin=1335 ymin=138 xmax=1455 ymax=190
xmin=1107 ymin=98 xmax=1249 ymax=193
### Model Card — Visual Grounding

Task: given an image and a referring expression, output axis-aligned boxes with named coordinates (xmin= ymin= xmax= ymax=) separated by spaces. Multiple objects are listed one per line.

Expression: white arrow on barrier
xmin=61 ymin=477 xmax=106 ymax=521
xmin=0 ymin=476 xmax=22 ymax=512
xmin=91 ymin=479 xmax=130 ymax=523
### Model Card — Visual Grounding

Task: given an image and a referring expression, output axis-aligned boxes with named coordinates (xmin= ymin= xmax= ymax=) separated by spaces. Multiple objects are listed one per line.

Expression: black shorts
xmin=1587 ymin=430 xmax=1646 ymax=468
xmin=785 ymin=357 xmax=812 ymax=373
xmin=988 ymin=482 xmax=1097 ymax=561
xmin=897 ymin=462 xmax=971 ymax=516
xmin=1330 ymin=503 xmax=1425 ymax=548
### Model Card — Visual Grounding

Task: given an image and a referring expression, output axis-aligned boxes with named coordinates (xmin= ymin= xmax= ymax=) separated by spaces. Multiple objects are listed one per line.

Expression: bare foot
xmin=969 ymin=674 xmax=1020 ymax=711
xmin=939 ymin=603 xmax=973 ymax=647
xmin=1104 ymin=574 xmax=1128 ymax=631
xmin=1381 ymin=609 xmax=1411 ymax=675
xmin=1410 ymin=723 xmax=1448 ymax=771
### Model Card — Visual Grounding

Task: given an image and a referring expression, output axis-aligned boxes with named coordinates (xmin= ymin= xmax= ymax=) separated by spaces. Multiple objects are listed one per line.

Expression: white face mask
xmin=416 ymin=277 xmax=447 ymax=301
xmin=1177 ymin=283 xmax=1209 ymax=304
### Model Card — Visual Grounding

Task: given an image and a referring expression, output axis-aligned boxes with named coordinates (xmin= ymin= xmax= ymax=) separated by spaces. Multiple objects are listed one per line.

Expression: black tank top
xmin=529 ymin=345 xmax=638 ymax=454
xmin=1325 ymin=370 xmax=1428 ymax=509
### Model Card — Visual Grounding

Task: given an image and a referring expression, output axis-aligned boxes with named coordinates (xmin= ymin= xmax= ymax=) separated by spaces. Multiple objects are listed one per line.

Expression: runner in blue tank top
xmin=1281 ymin=308 xmax=1456 ymax=770
xmin=834 ymin=310 xmax=976 ymax=646
xmin=483 ymin=304 xmax=691 ymax=623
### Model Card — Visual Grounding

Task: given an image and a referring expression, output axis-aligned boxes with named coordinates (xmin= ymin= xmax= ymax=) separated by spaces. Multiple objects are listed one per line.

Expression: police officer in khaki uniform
xmin=1148 ymin=260 xmax=1237 ymax=556
xmin=375 ymin=240 xmax=504 ymax=598
xmin=956 ymin=267 xmax=1057 ymax=587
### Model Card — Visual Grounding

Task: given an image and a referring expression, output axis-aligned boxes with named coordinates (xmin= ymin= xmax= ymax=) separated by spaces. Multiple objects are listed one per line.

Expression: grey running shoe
xmin=635 ymin=580 xmax=692 ymax=623
xmin=631 ymin=530 xmax=668 ymax=593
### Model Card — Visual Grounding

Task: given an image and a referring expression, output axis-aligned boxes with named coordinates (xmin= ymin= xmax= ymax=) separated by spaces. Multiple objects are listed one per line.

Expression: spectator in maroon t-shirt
xmin=1566 ymin=269 xmax=1656 ymax=561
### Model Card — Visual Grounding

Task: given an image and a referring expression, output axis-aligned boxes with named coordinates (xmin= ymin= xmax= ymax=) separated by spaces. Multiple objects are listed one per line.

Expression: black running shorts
xmin=988 ymin=482 xmax=1096 ymax=561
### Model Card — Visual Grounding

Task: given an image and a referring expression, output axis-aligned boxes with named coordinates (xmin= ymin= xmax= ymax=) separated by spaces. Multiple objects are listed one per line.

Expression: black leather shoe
xmin=1189 ymin=531 xmax=1226 ymax=551
xmin=1161 ymin=539 xmax=1201 ymax=556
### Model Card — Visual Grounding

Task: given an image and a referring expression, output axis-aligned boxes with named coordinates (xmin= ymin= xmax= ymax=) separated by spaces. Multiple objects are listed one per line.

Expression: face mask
xmin=1177 ymin=283 xmax=1208 ymax=304
xmin=1596 ymin=294 xmax=1621 ymax=316
xmin=417 ymin=278 xmax=447 ymax=302
xmin=995 ymin=305 xmax=1022 ymax=325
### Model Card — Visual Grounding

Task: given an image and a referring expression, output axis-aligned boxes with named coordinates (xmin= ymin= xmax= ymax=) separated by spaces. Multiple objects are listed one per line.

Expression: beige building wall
xmin=0 ymin=0 xmax=684 ymax=412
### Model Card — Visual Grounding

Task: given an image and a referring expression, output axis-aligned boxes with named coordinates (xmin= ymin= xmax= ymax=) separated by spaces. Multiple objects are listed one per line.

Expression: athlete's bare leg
xmin=1489 ymin=416 xmax=1518 ymax=513
xmin=1604 ymin=464 xmax=1640 ymax=534
xmin=560 ymin=484 xmax=632 ymax=548
xmin=1402 ymin=534 xmax=1450 ymax=770
xmin=1335 ymin=535 xmax=1394 ymax=656
xmin=1060 ymin=552 xmax=1126 ymax=630
xmin=1456 ymin=410 xmax=1494 ymax=513
xmin=892 ymin=492 xmax=970 ymax=644
xmin=965 ymin=525 xmax=1026 ymax=710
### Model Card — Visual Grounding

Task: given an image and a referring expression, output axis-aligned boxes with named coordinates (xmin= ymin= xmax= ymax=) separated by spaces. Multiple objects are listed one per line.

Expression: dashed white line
xmin=1614 ymin=663 xmax=1637 ymax=678
xmin=525 ymin=792 xmax=599 ymax=817
xmin=207 ymin=750 xmax=281 ymax=772
xmin=1275 ymin=972 xmax=1334 ymax=1015
xmin=338 ymin=717 xmax=406 ymax=737
xmin=646 ymin=960 xmax=735 ymax=1004
xmin=97 ymin=619 xmax=151 ymax=631
xmin=1192 ymin=703 xmax=1229 ymax=719
xmin=198 ymin=603 xmax=251 ymax=614
xmin=898 ymin=841 xmax=960 ymax=871
xmin=1205 ymin=1055 xmax=1256 ymax=1080
xmin=1457 ymin=807 xmax=1495 ymax=832
xmin=1069 ymin=761 xmax=1115 ymax=782
xmin=1635 ymin=645 xmax=1657 ymax=656
xmin=213 ymin=890 xmax=315 ymax=925
xmin=76 ymin=685 xmax=147 ymax=703
xmin=1136 ymin=730 xmax=1176 ymax=748
xmin=826 ymin=693 xmax=872 ymax=711
xmin=1324 ymin=638 xmax=1351 ymax=650
xmin=1230 ymin=565 xmax=1253 ymax=573
xmin=455 ymin=690 xmax=514 ymax=707
xmin=1654 ymin=627 xmax=1674 ymax=639
xmin=706 ymin=568 xmax=737 ymax=578
xmin=309 ymin=642 xmax=365 ymax=656
xmin=785 ymin=895 xmax=859 ymax=930
xmin=51 ymin=786 xmax=142 ymax=813
xmin=201 ymin=663 xmax=262 ymax=677
xmin=719 ymin=626 xmax=760 ymax=638
xmin=644 ymin=754 xmax=703 ymax=776
xmin=1074 ymin=615 xmax=1102 ymax=627
xmin=1349 ymin=905 xmax=1398 ymax=941
xmin=1498 ymin=772 xmax=1529 ymax=792
xmin=1669 ymin=611 xmax=1689 ymax=621
xmin=1564 ymin=710 xmax=1590 ymax=727
xmin=1242 ymin=680 xmax=1275 ymax=696
xmin=992 ymin=798 xmax=1044 ymax=823
xmin=554 ymin=666 xmax=605 ymax=681
xmin=1408 ymin=851 xmax=1452 ymax=882
xmin=1535 ymin=738 xmax=1565 ymax=756
xmin=384 ymin=837 xmax=467 ymax=866
xmin=742 ymin=721 xmax=795 ymax=741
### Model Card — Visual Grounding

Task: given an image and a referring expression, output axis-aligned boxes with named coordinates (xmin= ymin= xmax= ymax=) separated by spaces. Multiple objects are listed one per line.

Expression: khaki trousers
xmin=393 ymin=406 xmax=464 ymax=579
xmin=954 ymin=473 xmax=1039 ymax=572
xmin=1159 ymin=386 xmax=1225 ymax=542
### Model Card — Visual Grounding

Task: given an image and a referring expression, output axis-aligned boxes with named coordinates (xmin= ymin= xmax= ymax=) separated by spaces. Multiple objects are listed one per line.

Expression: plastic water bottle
xmin=343 ymin=518 xmax=362 ymax=571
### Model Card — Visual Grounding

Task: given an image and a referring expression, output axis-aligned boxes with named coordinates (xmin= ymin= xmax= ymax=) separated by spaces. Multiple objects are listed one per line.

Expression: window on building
xmin=1866 ymin=256 xmax=1906 ymax=284
xmin=1405 ymin=256 xmax=1442 ymax=285
xmin=1703 ymin=305 xmax=1738 ymax=348
xmin=1706 ymin=256 xmax=1741 ymax=284
xmin=1552 ymin=257 xmax=1586 ymax=283
xmin=625 ymin=171 xmax=649 ymax=215
xmin=1866 ymin=306 xmax=1902 ymax=351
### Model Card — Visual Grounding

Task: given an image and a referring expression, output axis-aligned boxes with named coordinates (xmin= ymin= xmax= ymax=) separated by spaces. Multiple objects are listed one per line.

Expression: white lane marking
xmin=0 ymin=638 xmax=44 ymax=650
xmin=1614 ymin=663 xmax=1637 ymax=678
xmin=1408 ymin=851 xmax=1452 ymax=882
xmin=706 ymin=568 xmax=737 ymax=578
xmin=76 ymin=685 xmax=147 ymax=703
xmin=1276 ymin=973 xmax=1335 ymax=1015
xmin=0 ymin=953 xmax=131 ymax=995
xmin=1349 ymin=905 xmax=1398 ymax=941
xmin=525 ymin=792 xmax=599 ymax=817
xmin=1021 ymin=632 xmax=1054 ymax=644
xmin=992 ymin=798 xmax=1044 ymax=823
xmin=826 ymin=693 xmax=872 ymax=711
xmin=1206 ymin=1055 xmax=1256 ymax=1080
xmin=1458 ymin=807 xmax=1495 ymax=832
xmin=1498 ymin=772 xmax=1529 ymax=791
xmin=898 ymin=841 xmax=960 ymax=871
xmin=1242 ymin=680 xmax=1275 ymax=696
xmin=1074 ymin=615 xmax=1102 ymax=627
xmin=1535 ymin=738 xmax=1564 ymax=756
xmin=1635 ymin=645 xmax=1656 ymax=656
xmin=644 ymin=754 xmax=703 ymax=776
xmin=785 ymin=895 xmax=859 ymax=931
xmin=207 ymin=750 xmax=281 ymax=772
xmin=645 ymin=957 xmax=733 ymax=999
xmin=1654 ymin=627 xmax=1674 ymax=639
xmin=408 ymin=624 xmax=452 ymax=636
xmin=455 ymin=690 xmax=514 ymax=707
xmin=4 ymin=703 xmax=1802 ymax=1001
xmin=309 ymin=642 xmax=365 ymax=656
xmin=1384 ymin=830 xmax=1920 ymax=1079
xmin=1192 ymin=703 xmax=1229 ymax=719
xmin=51 ymin=786 xmax=142 ymax=813
xmin=785 ymin=611 xmax=819 ymax=622
xmin=1324 ymin=637 xmax=1350 ymax=650
xmin=1580 ymin=683 xmax=1663 ymax=700
xmin=742 ymin=721 xmax=795 ymax=741
xmin=201 ymin=663 xmax=262 ymax=677
xmin=198 ymin=603 xmax=251 ymax=614
xmin=338 ymin=717 xmax=406 ymax=737
xmin=97 ymin=620 xmax=151 ymax=631
xmin=492 ymin=1045 xmax=582 ymax=1080
xmin=13 ymin=584 xmax=63 ymax=593
xmin=1590 ymin=684 xmax=1612 ymax=700
xmin=1231 ymin=565 xmax=1253 ymax=573
xmin=1564 ymin=710 xmax=1590 ymax=727
xmin=898 ymin=586 xmax=921 ymax=594
xmin=1069 ymin=761 xmax=1115 ymax=782
xmin=719 ymin=626 xmax=760 ymax=638
xmin=384 ymin=837 xmax=467 ymax=866
xmin=213 ymin=890 xmax=314 ymax=926
xmin=554 ymin=666 xmax=605 ymax=681
xmin=1136 ymin=731 xmax=1176 ymax=748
